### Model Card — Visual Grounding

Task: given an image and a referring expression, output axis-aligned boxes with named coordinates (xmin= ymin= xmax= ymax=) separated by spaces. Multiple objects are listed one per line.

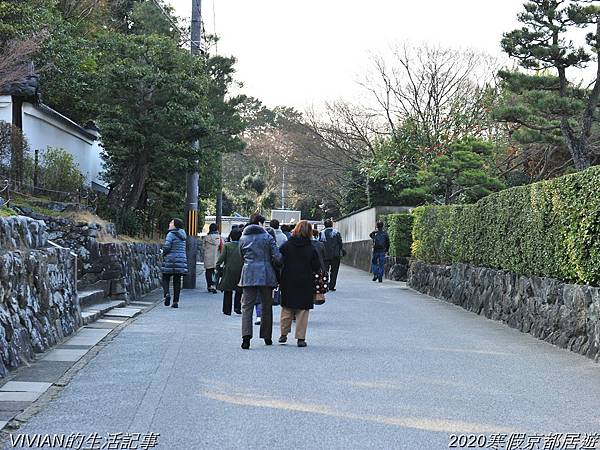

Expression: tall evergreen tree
xmin=501 ymin=0 xmax=600 ymax=170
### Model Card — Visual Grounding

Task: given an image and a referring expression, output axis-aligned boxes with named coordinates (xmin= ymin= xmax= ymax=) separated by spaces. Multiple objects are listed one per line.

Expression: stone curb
xmin=0 ymin=289 xmax=163 ymax=446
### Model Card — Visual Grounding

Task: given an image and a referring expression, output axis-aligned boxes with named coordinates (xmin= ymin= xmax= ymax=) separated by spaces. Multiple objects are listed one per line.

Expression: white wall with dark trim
xmin=0 ymin=95 xmax=105 ymax=188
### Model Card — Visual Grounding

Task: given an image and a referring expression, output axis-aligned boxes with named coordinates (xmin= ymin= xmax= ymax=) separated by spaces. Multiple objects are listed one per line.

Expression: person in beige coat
xmin=203 ymin=223 xmax=222 ymax=293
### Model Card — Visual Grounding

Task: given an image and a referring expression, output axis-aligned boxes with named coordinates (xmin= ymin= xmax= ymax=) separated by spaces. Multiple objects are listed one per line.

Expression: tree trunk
xmin=555 ymin=18 xmax=599 ymax=172
xmin=108 ymin=158 xmax=149 ymax=210
xmin=560 ymin=119 xmax=591 ymax=171
xmin=444 ymin=183 xmax=452 ymax=205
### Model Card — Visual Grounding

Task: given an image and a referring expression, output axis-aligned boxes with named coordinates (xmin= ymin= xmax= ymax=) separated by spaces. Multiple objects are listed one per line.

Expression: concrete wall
xmin=335 ymin=206 xmax=412 ymax=271
xmin=336 ymin=206 xmax=412 ymax=243
xmin=408 ymin=261 xmax=600 ymax=362
xmin=341 ymin=240 xmax=373 ymax=272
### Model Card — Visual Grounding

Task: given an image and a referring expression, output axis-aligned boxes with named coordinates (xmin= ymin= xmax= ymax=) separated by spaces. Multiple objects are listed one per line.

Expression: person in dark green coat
xmin=216 ymin=228 xmax=244 ymax=315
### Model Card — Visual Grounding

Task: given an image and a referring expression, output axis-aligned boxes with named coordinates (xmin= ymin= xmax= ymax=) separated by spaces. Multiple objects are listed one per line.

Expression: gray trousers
xmin=241 ymin=286 xmax=273 ymax=340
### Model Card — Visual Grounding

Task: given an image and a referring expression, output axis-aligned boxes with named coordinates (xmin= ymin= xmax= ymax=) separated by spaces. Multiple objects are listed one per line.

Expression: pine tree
xmin=501 ymin=0 xmax=600 ymax=170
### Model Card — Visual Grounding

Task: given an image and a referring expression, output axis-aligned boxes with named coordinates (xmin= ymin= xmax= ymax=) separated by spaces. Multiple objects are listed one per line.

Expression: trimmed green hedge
xmin=412 ymin=166 xmax=600 ymax=284
xmin=384 ymin=213 xmax=413 ymax=257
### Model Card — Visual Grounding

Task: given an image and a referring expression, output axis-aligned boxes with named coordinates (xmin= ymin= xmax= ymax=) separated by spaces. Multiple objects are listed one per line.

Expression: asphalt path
xmin=7 ymin=266 xmax=600 ymax=449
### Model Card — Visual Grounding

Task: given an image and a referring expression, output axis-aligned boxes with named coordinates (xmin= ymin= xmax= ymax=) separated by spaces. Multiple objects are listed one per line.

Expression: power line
xmin=212 ymin=0 xmax=218 ymax=55
xmin=149 ymin=0 xmax=203 ymax=50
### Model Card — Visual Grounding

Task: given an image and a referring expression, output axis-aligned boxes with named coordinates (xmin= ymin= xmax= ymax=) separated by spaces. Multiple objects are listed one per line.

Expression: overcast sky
xmin=168 ymin=0 xmax=525 ymax=110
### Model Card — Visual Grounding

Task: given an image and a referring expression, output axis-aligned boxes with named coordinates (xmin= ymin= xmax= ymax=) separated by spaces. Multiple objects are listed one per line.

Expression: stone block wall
xmin=86 ymin=242 xmax=162 ymax=301
xmin=20 ymin=213 xmax=117 ymax=282
xmin=384 ymin=256 xmax=410 ymax=282
xmin=12 ymin=208 xmax=161 ymax=301
xmin=0 ymin=215 xmax=47 ymax=249
xmin=0 ymin=217 xmax=80 ymax=376
xmin=408 ymin=261 xmax=600 ymax=361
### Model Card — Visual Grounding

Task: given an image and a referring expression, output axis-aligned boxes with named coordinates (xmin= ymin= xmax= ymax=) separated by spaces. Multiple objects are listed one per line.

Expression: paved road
xmin=6 ymin=266 xmax=600 ymax=449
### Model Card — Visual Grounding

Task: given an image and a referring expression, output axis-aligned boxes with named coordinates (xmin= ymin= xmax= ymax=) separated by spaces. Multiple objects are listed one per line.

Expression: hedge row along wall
xmin=384 ymin=213 xmax=413 ymax=257
xmin=412 ymin=166 xmax=600 ymax=285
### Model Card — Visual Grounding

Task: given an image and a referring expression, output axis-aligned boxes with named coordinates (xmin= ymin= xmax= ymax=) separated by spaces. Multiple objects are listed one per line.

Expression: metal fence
xmin=0 ymin=178 xmax=98 ymax=212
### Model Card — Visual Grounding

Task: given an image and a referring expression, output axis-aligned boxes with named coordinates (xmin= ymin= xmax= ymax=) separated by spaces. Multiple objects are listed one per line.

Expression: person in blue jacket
xmin=161 ymin=218 xmax=188 ymax=308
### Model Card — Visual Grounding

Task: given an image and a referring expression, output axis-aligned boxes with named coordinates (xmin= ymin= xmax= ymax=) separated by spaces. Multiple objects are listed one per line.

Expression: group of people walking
xmin=160 ymin=213 xmax=391 ymax=348
xmin=220 ymin=214 xmax=338 ymax=349
xmin=161 ymin=214 xmax=345 ymax=349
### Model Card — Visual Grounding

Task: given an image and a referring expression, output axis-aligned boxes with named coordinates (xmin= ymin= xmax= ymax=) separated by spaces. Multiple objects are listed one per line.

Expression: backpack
xmin=373 ymin=231 xmax=388 ymax=252
xmin=321 ymin=228 xmax=342 ymax=260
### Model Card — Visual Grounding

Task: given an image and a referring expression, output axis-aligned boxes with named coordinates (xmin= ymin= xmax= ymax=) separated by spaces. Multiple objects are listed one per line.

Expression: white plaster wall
xmin=336 ymin=208 xmax=377 ymax=243
xmin=335 ymin=206 xmax=414 ymax=243
xmin=87 ymin=135 xmax=104 ymax=186
xmin=0 ymin=96 xmax=12 ymax=124
xmin=21 ymin=103 xmax=101 ymax=185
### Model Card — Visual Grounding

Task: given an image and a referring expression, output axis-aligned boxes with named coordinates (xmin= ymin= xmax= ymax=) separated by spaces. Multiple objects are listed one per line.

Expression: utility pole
xmin=215 ymin=154 xmax=223 ymax=232
xmin=183 ymin=0 xmax=202 ymax=289
xmin=281 ymin=165 xmax=286 ymax=209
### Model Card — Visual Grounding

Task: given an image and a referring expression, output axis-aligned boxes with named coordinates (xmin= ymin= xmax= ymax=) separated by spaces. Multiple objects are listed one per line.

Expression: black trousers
xmin=205 ymin=268 xmax=215 ymax=289
xmin=162 ymin=274 xmax=182 ymax=303
xmin=325 ymin=257 xmax=341 ymax=289
xmin=223 ymin=290 xmax=242 ymax=315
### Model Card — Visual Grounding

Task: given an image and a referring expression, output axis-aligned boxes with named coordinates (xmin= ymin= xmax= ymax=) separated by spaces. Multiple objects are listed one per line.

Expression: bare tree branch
xmin=0 ymin=33 xmax=47 ymax=90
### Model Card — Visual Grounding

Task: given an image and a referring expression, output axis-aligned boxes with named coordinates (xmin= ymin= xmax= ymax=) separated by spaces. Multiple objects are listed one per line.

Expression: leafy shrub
xmin=0 ymin=207 xmax=16 ymax=217
xmin=241 ymin=174 xmax=266 ymax=195
xmin=0 ymin=121 xmax=30 ymax=184
xmin=411 ymin=166 xmax=600 ymax=284
xmin=384 ymin=213 xmax=413 ymax=257
xmin=108 ymin=207 xmax=148 ymax=237
xmin=395 ymin=187 xmax=431 ymax=207
xmin=41 ymin=148 xmax=85 ymax=193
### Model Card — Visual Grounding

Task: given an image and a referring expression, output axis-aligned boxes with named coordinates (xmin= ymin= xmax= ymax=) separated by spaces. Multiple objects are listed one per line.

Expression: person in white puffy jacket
xmin=203 ymin=223 xmax=222 ymax=293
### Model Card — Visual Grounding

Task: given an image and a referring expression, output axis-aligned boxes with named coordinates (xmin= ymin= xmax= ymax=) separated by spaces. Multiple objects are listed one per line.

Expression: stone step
xmin=78 ymin=289 xmax=107 ymax=309
xmin=81 ymin=300 xmax=126 ymax=325
xmin=76 ymin=279 xmax=110 ymax=296
xmin=103 ymin=307 xmax=142 ymax=319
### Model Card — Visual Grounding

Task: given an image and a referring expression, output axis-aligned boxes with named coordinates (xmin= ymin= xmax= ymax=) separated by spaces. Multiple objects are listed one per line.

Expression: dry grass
xmin=11 ymin=195 xmax=162 ymax=244
xmin=68 ymin=210 xmax=109 ymax=226
xmin=67 ymin=211 xmax=160 ymax=244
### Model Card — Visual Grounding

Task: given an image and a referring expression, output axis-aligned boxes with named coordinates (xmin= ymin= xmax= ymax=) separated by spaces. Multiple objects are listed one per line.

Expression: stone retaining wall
xmin=12 ymin=209 xmax=117 ymax=282
xmin=0 ymin=215 xmax=47 ymax=249
xmin=384 ymin=256 xmax=411 ymax=282
xmin=408 ymin=261 xmax=600 ymax=361
xmin=87 ymin=242 xmax=162 ymax=301
xmin=12 ymin=208 xmax=161 ymax=300
xmin=0 ymin=217 xmax=80 ymax=376
xmin=0 ymin=214 xmax=161 ymax=377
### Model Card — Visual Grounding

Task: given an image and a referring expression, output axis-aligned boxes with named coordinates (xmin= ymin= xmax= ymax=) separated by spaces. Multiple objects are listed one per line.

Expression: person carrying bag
xmin=278 ymin=221 xmax=322 ymax=347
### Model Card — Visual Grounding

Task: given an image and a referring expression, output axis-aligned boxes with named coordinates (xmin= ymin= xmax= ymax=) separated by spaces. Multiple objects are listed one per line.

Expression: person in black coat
xmin=319 ymin=219 xmax=343 ymax=291
xmin=161 ymin=218 xmax=188 ymax=308
xmin=278 ymin=220 xmax=321 ymax=347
